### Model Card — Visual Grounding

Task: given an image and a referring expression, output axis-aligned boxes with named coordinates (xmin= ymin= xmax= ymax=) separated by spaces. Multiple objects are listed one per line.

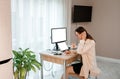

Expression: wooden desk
xmin=40 ymin=51 xmax=79 ymax=79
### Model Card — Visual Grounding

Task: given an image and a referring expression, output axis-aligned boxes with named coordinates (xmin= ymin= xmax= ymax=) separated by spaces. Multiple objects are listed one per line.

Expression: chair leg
xmin=88 ymin=74 xmax=91 ymax=79
xmin=95 ymin=76 xmax=97 ymax=79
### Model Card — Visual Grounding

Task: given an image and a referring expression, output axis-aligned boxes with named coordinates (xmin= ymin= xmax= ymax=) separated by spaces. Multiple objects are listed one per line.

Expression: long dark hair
xmin=75 ymin=26 xmax=94 ymax=40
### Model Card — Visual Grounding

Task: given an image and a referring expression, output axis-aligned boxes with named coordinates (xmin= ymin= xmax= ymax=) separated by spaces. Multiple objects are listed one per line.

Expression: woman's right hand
xmin=71 ymin=43 xmax=76 ymax=49
xmin=64 ymin=50 xmax=71 ymax=55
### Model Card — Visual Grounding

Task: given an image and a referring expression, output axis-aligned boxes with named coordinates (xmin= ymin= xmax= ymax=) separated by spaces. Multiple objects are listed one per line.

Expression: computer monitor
xmin=51 ymin=27 xmax=67 ymax=51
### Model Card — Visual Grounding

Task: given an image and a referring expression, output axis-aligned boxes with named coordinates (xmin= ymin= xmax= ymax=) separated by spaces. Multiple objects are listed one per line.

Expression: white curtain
xmin=11 ymin=0 xmax=71 ymax=79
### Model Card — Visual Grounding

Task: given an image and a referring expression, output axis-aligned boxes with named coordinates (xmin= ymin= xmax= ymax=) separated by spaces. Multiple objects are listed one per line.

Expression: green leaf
xmin=32 ymin=60 xmax=41 ymax=69
xmin=31 ymin=65 xmax=36 ymax=72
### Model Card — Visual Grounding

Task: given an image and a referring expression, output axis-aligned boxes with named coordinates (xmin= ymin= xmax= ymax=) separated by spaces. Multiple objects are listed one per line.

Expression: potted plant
xmin=13 ymin=48 xmax=41 ymax=79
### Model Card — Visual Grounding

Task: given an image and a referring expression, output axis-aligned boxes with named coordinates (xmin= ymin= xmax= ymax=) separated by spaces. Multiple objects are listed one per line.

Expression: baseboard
xmin=97 ymin=56 xmax=120 ymax=64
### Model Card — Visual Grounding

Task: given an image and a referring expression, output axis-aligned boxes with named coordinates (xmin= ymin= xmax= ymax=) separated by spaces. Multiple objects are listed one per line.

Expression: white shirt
xmin=77 ymin=39 xmax=101 ymax=78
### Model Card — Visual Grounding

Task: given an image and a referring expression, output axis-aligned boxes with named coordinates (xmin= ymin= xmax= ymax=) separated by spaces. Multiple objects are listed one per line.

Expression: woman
xmin=61 ymin=26 xmax=101 ymax=79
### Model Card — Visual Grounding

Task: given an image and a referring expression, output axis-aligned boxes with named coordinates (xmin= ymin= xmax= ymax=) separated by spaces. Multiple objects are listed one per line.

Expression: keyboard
xmin=51 ymin=51 xmax=63 ymax=55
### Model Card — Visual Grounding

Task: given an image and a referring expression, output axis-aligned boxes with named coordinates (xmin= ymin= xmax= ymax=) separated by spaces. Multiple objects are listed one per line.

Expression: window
xmin=11 ymin=0 xmax=71 ymax=79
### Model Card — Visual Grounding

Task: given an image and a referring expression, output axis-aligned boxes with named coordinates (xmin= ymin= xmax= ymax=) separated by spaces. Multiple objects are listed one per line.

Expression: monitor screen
xmin=51 ymin=27 xmax=67 ymax=43
xmin=51 ymin=27 xmax=67 ymax=51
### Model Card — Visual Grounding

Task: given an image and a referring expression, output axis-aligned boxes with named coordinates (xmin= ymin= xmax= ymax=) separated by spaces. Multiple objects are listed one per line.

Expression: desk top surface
xmin=40 ymin=50 xmax=78 ymax=60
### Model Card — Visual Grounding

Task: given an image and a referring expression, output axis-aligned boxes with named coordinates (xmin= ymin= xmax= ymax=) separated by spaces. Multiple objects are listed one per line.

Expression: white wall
xmin=70 ymin=0 xmax=93 ymax=44
xmin=71 ymin=0 xmax=120 ymax=59
xmin=0 ymin=0 xmax=13 ymax=79
xmin=88 ymin=0 xmax=120 ymax=59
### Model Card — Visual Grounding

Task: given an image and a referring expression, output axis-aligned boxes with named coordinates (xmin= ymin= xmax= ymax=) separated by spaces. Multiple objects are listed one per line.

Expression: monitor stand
xmin=53 ymin=43 xmax=60 ymax=51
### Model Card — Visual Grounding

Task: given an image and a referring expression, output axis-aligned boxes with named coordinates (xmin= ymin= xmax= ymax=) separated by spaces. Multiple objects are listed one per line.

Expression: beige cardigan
xmin=77 ymin=39 xmax=101 ymax=78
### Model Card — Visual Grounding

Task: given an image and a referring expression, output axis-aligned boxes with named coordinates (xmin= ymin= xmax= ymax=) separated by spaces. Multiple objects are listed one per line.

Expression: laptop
xmin=58 ymin=42 xmax=69 ymax=52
